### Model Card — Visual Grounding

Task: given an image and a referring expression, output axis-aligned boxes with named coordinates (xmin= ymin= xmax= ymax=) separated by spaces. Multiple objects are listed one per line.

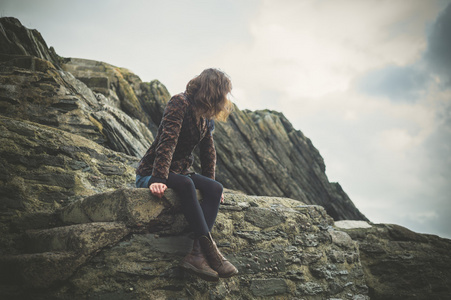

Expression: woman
xmin=135 ymin=68 xmax=238 ymax=281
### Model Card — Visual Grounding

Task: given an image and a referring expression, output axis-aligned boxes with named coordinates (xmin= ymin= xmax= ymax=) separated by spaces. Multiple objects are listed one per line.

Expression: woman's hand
xmin=149 ymin=183 xmax=167 ymax=198
xmin=220 ymin=193 xmax=224 ymax=204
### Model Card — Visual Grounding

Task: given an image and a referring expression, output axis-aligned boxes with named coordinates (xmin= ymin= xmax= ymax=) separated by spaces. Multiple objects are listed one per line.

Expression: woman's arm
xmin=199 ymin=120 xmax=216 ymax=180
xmin=150 ymin=95 xmax=189 ymax=184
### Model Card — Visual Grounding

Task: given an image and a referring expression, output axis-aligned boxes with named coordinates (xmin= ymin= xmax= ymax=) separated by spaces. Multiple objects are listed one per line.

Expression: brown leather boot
xmin=199 ymin=233 xmax=239 ymax=278
xmin=181 ymin=239 xmax=219 ymax=281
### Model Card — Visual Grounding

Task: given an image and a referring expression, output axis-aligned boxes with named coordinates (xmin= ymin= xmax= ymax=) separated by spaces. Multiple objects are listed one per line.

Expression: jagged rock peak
xmin=0 ymin=17 xmax=61 ymax=68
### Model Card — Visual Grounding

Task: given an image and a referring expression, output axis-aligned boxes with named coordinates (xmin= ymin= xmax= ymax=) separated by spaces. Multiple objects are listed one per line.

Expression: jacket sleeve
xmin=150 ymin=96 xmax=189 ymax=184
xmin=199 ymin=120 xmax=216 ymax=180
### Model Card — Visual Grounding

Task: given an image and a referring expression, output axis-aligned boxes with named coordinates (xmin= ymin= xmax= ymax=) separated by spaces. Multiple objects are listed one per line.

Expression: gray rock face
xmin=213 ymin=109 xmax=367 ymax=221
xmin=0 ymin=17 xmax=61 ymax=68
xmin=341 ymin=223 xmax=451 ymax=300
xmin=0 ymin=116 xmax=139 ymax=254
xmin=1 ymin=222 xmax=129 ymax=288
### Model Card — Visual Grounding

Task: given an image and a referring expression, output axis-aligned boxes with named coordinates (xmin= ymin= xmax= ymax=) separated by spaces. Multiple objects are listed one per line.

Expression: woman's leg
xmin=188 ymin=176 xmax=238 ymax=277
xmin=165 ymin=172 xmax=210 ymax=237
xmin=189 ymin=174 xmax=223 ymax=232
xmin=170 ymin=173 xmax=237 ymax=278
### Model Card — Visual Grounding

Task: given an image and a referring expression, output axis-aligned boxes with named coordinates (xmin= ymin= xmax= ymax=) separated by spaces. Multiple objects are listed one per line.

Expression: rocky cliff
xmin=1 ymin=184 xmax=370 ymax=299
xmin=1 ymin=17 xmax=450 ymax=300
xmin=0 ymin=16 xmax=366 ymax=222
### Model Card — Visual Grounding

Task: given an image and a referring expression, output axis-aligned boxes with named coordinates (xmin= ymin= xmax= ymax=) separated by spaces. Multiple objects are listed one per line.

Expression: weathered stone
xmin=310 ymin=263 xmax=349 ymax=280
xmin=341 ymin=223 xmax=451 ymax=300
xmin=299 ymin=251 xmax=324 ymax=265
xmin=59 ymin=188 xmax=167 ymax=226
xmin=0 ymin=188 xmax=366 ymax=299
xmin=0 ymin=17 xmax=61 ymax=68
xmin=228 ymin=250 xmax=286 ymax=274
xmin=135 ymin=234 xmax=193 ymax=255
xmin=335 ymin=220 xmax=372 ymax=229
xmin=295 ymin=232 xmax=330 ymax=247
xmin=244 ymin=206 xmax=285 ymax=228
xmin=0 ymin=251 xmax=81 ymax=288
xmin=0 ymin=222 xmax=129 ymax=288
xmin=250 ymin=278 xmax=288 ymax=296
xmin=0 ymin=116 xmax=138 ymax=223
xmin=25 ymin=222 xmax=129 ymax=254
xmin=328 ymin=229 xmax=356 ymax=249
xmin=328 ymin=250 xmax=346 ymax=263
xmin=235 ymin=230 xmax=285 ymax=242
xmin=297 ymin=281 xmax=324 ymax=295
xmin=97 ymin=163 xmax=126 ymax=176
xmin=286 ymin=270 xmax=306 ymax=281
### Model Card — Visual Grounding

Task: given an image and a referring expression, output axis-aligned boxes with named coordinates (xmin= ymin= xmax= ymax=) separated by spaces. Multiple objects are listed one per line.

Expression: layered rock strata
xmin=336 ymin=221 xmax=451 ymax=300
xmin=1 ymin=188 xmax=370 ymax=300
xmin=0 ymin=16 xmax=367 ymax=222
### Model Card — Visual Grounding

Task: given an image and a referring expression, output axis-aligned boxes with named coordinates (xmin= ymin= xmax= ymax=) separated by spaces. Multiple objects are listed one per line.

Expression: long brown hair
xmin=185 ymin=68 xmax=233 ymax=121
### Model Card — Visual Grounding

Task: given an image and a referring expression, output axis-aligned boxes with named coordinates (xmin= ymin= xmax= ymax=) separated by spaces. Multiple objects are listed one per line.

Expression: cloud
xmin=426 ymin=2 xmax=451 ymax=84
xmin=355 ymin=64 xmax=430 ymax=102
xmin=201 ymin=0 xmax=442 ymax=110
xmin=355 ymin=2 xmax=451 ymax=103
xmin=199 ymin=0 xmax=451 ymax=238
xmin=347 ymin=2 xmax=451 ymax=238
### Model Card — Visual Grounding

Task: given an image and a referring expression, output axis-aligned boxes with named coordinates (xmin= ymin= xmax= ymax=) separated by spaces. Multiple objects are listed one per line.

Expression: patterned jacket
xmin=136 ymin=92 xmax=216 ymax=185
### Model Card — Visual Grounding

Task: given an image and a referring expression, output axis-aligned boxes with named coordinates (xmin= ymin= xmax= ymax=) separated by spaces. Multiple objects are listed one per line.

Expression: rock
xmin=297 ymin=281 xmax=324 ymax=296
xmin=340 ymin=223 xmax=451 ymax=300
xmin=0 ymin=251 xmax=80 ymax=288
xmin=58 ymin=187 xmax=200 ymax=227
xmin=25 ymin=222 xmax=129 ymax=254
xmin=244 ymin=206 xmax=285 ymax=228
xmin=0 ymin=188 xmax=370 ymax=299
xmin=212 ymin=110 xmax=368 ymax=221
xmin=228 ymin=250 xmax=286 ymax=275
xmin=0 ymin=222 xmax=129 ymax=288
xmin=0 ymin=116 xmax=138 ymax=254
xmin=335 ymin=220 xmax=372 ymax=229
xmin=250 ymin=278 xmax=288 ymax=296
xmin=0 ymin=17 xmax=61 ymax=68
xmin=328 ymin=228 xmax=356 ymax=249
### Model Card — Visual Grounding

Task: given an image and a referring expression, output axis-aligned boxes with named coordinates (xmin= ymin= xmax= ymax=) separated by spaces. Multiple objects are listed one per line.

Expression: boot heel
xmin=181 ymin=239 xmax=219 ymax=281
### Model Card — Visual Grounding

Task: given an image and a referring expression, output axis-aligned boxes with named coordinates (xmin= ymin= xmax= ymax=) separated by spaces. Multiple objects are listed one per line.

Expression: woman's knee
xmin=168 ymin=174 xmax=196 ymax=194
xmin=213 ymin=181 xmax=223 ymax=196
xmin=190 ymin=174 xmax=223 ymax=198
xmin=206 ymin=180 xmax=223 ymax=199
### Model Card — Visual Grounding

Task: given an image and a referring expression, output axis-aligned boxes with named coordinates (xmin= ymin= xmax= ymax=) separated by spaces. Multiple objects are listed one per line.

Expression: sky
xmin=2 ymin=0 xmax=451 ymax=238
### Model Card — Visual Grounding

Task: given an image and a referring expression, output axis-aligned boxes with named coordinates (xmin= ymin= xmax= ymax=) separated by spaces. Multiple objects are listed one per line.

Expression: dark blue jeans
xmin=136 ymin=173 xmax=223 ymax=237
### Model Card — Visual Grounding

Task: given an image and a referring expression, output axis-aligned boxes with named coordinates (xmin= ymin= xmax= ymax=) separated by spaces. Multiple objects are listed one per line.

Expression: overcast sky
xmin=2 ymin=0 xmax=451 ymax=238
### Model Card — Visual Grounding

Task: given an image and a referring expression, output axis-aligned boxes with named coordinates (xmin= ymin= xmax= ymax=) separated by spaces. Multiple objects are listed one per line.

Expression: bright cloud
xmin=211 ymin=0 xmax=442 ymax=105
